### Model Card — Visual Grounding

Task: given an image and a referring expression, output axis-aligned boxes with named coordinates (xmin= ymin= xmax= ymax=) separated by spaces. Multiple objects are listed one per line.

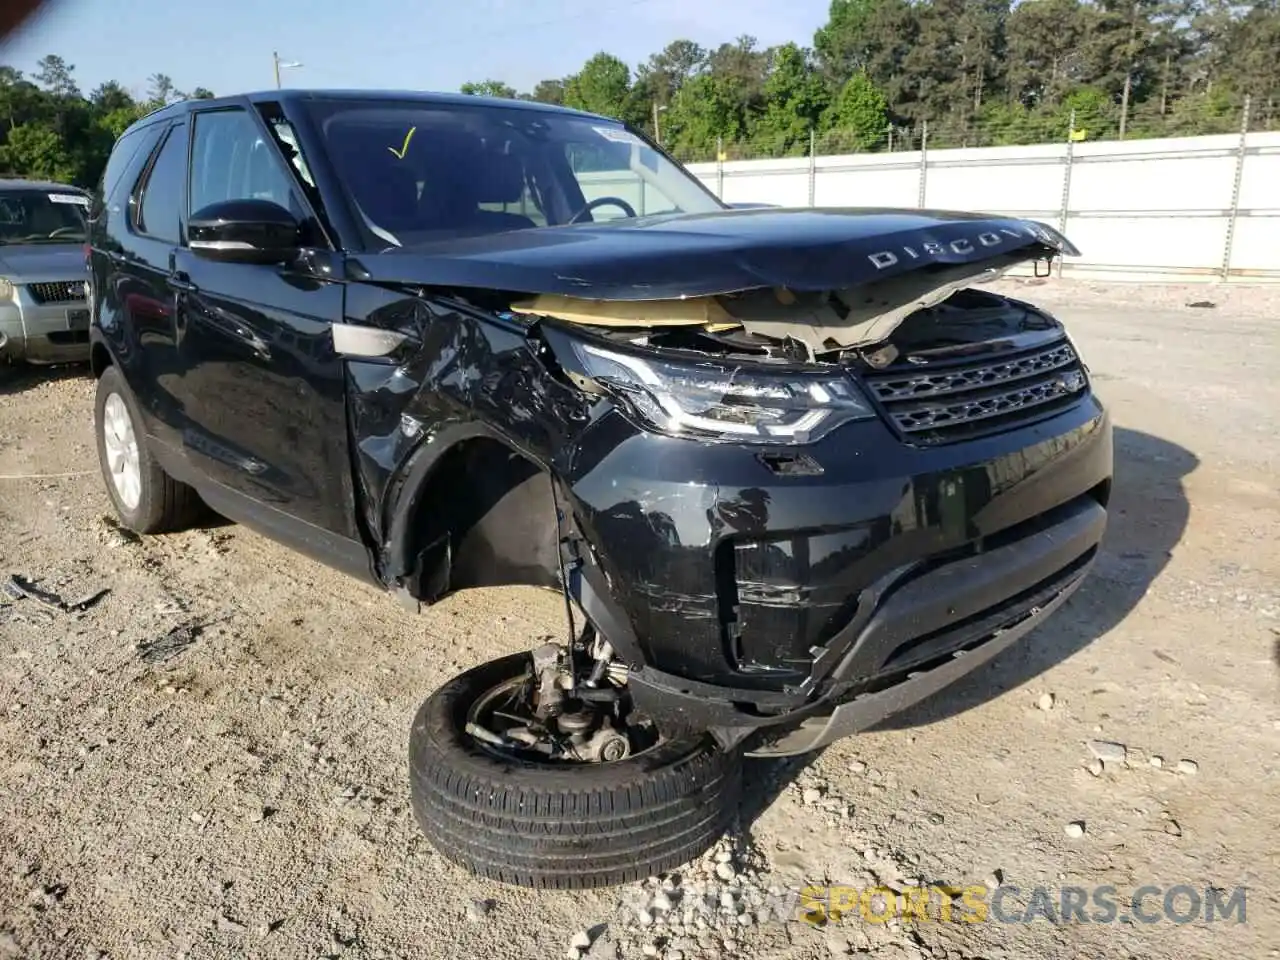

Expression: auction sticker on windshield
xmin=49 ymin=193 xmax=88 ymax=205
xmin=592 ymin=126 xmax=645 ymax=146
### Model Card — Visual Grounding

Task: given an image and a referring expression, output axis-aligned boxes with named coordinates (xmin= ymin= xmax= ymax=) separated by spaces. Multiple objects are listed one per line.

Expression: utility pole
xmin=273 ymin=51 xmax=303 ymax=89
xmin=652 ymin=102 xmax=668 ymax=146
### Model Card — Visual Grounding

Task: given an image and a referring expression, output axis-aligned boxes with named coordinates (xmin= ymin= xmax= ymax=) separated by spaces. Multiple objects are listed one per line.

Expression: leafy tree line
xmin=463 ymin=0 xmax=1279 ymax=160
xmin=0 ymin=55 xmax=213 ymax=186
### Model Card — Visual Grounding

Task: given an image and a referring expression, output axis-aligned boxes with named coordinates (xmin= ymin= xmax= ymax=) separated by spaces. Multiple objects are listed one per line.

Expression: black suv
xmin=88 ymin=90 xmax=1112 ymax=889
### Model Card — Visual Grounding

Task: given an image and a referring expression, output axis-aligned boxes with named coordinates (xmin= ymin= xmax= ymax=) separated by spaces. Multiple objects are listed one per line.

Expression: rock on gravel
xmin=466 ymin=899 xmax=492 ymax=922
xmin=1065 ymin=821 xmax=1087 ymax=839
xmin=1177 ymin=759 xmax=1199 ymax=774
xmin=1037 ymin=692 xmax=1056 ymax=711
xmin=1086 ymin=740 xmax=1127 ymax=764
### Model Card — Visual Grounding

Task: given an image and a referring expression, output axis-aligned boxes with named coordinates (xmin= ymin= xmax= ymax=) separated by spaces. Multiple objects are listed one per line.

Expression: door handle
xmin=167 ymin=271 xmax=198 ymax=294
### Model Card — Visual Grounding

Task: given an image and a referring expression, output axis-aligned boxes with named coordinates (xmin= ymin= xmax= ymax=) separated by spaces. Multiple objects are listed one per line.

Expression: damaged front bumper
xmin=559 ymin=389 xmax=1112 ymax=757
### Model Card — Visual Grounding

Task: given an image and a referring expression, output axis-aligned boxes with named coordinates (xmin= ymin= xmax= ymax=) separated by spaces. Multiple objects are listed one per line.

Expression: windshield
xmin=0 ymin=189 xmax=88 ymax=244
xmin=299 ymin=98 xmax=725 ymax=249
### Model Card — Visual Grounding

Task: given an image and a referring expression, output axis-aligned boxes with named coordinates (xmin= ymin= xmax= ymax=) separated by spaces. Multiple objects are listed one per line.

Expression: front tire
xmin=94 ymin=365 xmax=202 ymax=534
xmin=409 ymin=653 xmax=743 ymax=889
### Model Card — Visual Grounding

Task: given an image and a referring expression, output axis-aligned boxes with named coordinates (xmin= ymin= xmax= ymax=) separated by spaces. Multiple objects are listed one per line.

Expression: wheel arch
xmin=90 ymin=340 xmax=113 ymax=378
xmin=384 ymin=426 xmax=563 ymax=604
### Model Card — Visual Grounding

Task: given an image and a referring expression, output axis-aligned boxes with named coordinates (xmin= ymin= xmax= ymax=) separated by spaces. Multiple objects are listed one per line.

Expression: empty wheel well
xmin=400 ymin=438 xmax=562 ymax=602
xmin=90 ymin=342 xmax=112 ymax=378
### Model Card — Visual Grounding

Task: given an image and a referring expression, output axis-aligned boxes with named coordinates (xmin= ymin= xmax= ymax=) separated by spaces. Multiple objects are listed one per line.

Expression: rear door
xmin=168 ymin=104 xmax=359 ymax=542
xmin=101 ymin=119 xmax=188 ymax=448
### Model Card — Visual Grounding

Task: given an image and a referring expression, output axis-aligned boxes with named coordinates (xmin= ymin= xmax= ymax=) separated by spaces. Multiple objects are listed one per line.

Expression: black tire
xmin=410 ymin=653 xmax=743 ymax=889
xmin=94 ymin=365 xmax=202 ymax=534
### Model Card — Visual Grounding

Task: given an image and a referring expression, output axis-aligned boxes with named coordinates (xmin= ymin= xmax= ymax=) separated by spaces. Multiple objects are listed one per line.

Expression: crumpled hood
xmin=0 ymin=244 xmax=86 ymax=280
xmin=346 ymin=207 xmax=1078 ymax=301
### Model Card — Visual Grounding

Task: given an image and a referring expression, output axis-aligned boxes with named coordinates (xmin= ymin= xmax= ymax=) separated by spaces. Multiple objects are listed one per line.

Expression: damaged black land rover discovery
xmin=88 ymin=90 xmax=1112 ymax=889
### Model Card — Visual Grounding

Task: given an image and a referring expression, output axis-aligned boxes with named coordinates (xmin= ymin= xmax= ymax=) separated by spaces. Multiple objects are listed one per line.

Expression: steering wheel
xmin=48 ymin=226 xmax=81 ymax=239
xmin=567 ymin=196 xmax=637 ymax=225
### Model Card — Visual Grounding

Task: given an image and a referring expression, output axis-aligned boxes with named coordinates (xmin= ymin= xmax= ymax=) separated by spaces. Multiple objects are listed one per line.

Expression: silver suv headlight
xmin=571 ymin=340 xmax=876 ymax=444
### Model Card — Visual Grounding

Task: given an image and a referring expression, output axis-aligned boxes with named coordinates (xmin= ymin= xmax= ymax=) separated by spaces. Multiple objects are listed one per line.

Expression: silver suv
xmin=0 ymin=178 xmax=91 ymax=364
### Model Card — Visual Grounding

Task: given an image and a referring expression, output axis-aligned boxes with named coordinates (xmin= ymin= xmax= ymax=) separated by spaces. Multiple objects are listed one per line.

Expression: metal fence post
xmin=808 ymin=128 xmax=816 ymax=207
xmin=1221 ymin=94 xmax=1252 ymax=282
xmin=1057 ymin=109 xmax=1076 ymax=279
xmin=917 ymin=119 xmax=928 ymax=208
xmin=716 ymin=135 xmax=724 ymax=199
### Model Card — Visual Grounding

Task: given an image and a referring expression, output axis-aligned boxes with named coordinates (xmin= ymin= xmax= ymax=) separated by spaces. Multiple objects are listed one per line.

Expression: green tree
xmin=1005 ymin=0 xmax=1090 ymax=107
xmin=814 ymin=0 xmax=880 ymax=78
xmin=35 ymin=54 xmax=78 ymax=97
xmin=0 ymin=121 xmax=73 ymax=180
xmin=754 ymin=43 xmax=829 ymax=155
xmin=146 ymin=73 xmax=177 ymax=108
xmin=564 ymin=52 xmax=633 ymax=119
xmin=460 ymin=79 xmax=519 ymax=99
xmin=530 ymin=79 xmax=566 ymax=105
xmin=823 ymin=70 xmax=888 ymax=150
xmin=0 ymin=54 xmax=215 ymax=186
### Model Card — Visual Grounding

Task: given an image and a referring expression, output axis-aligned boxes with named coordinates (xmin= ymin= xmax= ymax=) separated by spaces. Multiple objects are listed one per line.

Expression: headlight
xmin=0 ymin=279 xmax=13 ymax=300
xmin=571 ymin=341 xmax=876 ymax=444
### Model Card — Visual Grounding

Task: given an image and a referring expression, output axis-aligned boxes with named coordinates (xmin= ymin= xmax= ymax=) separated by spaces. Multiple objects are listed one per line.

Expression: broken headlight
xmin=571 ymin=341 xmax=875 ymax=443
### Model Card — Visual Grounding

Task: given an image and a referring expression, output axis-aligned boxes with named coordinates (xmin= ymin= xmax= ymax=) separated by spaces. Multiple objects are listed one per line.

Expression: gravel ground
xmin=1 ymin=279 xmax=1278 ymax=960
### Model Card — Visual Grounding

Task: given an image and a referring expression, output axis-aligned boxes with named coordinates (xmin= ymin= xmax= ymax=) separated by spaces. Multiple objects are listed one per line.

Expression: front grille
xmin=27 ymin=281 xmax=84 ymax=305
xmin=862 ymin=337 xmax=1088 ymax=443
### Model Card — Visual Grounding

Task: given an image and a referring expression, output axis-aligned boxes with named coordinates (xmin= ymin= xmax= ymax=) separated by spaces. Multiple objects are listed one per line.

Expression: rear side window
xmin=93 ymin=124 xmax=149 ymax=220
xmin=136 ymin=123 xmax=187 ymax=243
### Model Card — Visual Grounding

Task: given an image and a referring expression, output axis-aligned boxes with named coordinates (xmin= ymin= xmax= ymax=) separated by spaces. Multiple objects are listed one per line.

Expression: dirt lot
xmin=1 ymin=280 xmax=1278 ymax=960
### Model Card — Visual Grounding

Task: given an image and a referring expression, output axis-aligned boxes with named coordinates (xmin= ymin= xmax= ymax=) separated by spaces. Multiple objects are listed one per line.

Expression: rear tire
xmin=409 ymin=653 xmax=743 ymax=889
xmin=94 ymin=365 xmax=202 ymax=534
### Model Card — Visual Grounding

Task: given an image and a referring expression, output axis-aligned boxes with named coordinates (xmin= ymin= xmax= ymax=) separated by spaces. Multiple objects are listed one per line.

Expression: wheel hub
xmin=464 ymin=637 xmax=654 ymax=764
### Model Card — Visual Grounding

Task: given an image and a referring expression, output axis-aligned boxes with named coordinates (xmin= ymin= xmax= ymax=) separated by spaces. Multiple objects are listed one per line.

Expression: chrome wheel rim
xmin=102 ymin=392 xmax=141 ymax=510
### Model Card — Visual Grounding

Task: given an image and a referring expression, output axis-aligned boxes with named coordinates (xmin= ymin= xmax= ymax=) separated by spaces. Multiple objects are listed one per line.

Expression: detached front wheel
xmin=409 ymin=651 xmax=743 ymax=889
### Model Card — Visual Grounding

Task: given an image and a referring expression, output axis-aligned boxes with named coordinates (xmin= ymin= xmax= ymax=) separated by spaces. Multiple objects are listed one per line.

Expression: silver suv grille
xmin=863 ymin=338 xmax=1088 ymax=443
xmin=28 ymin=281 xmax=84 ymax=305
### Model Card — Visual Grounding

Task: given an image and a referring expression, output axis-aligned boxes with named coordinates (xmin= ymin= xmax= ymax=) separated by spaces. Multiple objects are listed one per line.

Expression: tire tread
xmin=409 ymin=653 xmax=742 ymax=890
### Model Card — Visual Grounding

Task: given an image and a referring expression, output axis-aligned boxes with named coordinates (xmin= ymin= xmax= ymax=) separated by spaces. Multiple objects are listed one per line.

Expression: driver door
xmin=169 ymin=105 xmax=364 ymax=563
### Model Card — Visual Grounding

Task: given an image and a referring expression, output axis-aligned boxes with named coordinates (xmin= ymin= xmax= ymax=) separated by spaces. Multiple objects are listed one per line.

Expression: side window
xmin=136 ymin=123 xmax=187 ymax=243
xmin=190 ymin=109 xmax=301 ymax=217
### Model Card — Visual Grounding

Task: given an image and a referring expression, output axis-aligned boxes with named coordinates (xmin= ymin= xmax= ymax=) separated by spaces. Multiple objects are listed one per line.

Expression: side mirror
xmin=188 ymin=199 xmax=301 ymax=264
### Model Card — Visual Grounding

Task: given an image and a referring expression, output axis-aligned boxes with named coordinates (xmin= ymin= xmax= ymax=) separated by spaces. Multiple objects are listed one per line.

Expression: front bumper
xmin=565 ymin=392 xmax=1112 ymax=753
xmin=0 ymin=290 xmax=91 ymax=364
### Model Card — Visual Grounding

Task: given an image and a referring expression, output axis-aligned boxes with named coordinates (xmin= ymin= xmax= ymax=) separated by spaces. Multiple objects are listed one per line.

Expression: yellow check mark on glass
xmin=388 ymin=126 xmax=416 ymax=159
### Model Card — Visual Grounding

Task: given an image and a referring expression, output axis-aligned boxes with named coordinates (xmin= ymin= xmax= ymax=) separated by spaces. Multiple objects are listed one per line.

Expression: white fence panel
xmin=684 ymin=131 xmax=1280 ymax=282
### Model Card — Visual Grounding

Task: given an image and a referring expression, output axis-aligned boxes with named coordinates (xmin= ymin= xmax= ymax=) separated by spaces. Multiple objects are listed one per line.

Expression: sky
xmin=0 ymin=0 xmax=833 ymax=99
